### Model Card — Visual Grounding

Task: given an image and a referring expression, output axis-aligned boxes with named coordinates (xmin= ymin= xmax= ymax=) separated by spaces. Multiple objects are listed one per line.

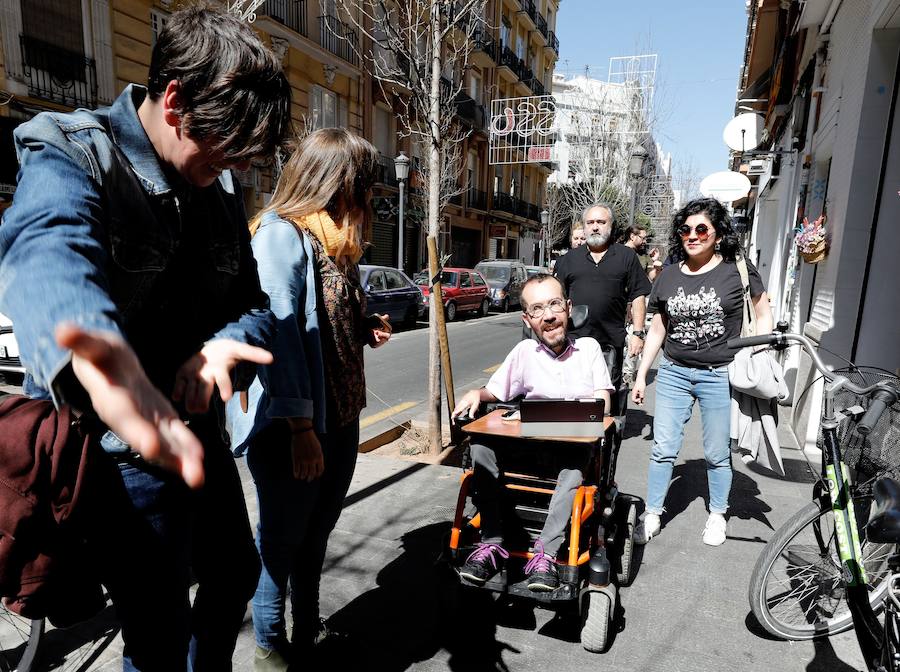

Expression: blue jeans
xmin=246 ymin=417 xmax=360 ymax=652
xmin=646 ymin=356 xmax=732 ymax=516
xmin=82 ymin=415 xmax=260 ymax=672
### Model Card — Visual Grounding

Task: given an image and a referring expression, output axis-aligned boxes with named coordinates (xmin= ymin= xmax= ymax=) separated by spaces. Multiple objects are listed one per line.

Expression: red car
xmin=413 ymin=267 xmax=491 ymax=321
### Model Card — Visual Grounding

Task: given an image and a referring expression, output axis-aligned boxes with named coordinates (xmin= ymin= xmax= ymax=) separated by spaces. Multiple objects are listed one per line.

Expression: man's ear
xmin=161 ymin=80 xmax=184 ymax=132
xmin=520 ymin=311 xmax=530 ymax=328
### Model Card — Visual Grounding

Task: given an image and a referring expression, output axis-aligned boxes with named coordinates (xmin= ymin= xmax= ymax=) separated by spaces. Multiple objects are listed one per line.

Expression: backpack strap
xmin=735 ymin=255 xmax=757 ymax=337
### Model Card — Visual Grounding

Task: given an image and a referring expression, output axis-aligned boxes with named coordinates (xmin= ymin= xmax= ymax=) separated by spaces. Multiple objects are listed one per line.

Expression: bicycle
xmin=0 ymin=596 xmax=118 ymax=671
xmin=729 ymin=330 xmax=900 ymax=642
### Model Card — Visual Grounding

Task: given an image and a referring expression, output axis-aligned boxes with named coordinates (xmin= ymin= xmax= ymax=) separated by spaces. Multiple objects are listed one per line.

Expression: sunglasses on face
xmin=676 ymin=223 xmax=712 ymax=241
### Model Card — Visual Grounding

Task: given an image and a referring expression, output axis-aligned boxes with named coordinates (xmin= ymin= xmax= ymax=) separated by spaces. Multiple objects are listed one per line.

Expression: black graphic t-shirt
xmin=648 ymin=258 xmax=765 ymax=368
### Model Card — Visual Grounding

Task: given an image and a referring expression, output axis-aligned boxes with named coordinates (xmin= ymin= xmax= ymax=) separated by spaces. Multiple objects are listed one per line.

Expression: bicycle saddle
xmin=867 ymin=477 xmax=900 ymax=544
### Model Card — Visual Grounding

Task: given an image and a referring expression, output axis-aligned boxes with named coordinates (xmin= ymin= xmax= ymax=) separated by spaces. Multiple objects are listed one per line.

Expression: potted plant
xmin=795 ymin=215 xmax=828 ymax=264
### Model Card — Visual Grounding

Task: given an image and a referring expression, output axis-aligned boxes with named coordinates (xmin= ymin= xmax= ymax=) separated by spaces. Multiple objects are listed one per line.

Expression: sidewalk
xmin=74 ymin=377 xmax=865 ymax=671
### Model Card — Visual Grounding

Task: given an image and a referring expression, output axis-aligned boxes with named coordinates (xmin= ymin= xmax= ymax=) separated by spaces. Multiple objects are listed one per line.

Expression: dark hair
xmin=619 ymin=223 xmax=647 ymax=243
xmin=667 ymin=197 xmax=741 ymax=263
xmin=148 ymin=4 xmax=292 ymax=162
xmin=520 ymin=274 xmax=566 ymax=310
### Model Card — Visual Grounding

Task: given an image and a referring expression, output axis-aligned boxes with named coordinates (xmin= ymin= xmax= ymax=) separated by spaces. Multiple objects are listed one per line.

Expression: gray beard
xmin=587 ymin=231 xmax=610 ymax=249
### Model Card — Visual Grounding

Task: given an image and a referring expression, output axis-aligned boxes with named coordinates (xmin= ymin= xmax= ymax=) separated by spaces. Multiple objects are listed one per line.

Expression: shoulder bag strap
xmin=735 ymin=255 xmax=757 ymax=337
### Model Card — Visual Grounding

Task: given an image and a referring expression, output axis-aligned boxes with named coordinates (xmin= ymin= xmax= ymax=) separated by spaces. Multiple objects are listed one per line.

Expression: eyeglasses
xmin=524 ymin=298 xmax=567 ymax=319
xmin=676 ymin=223 xmax=712 ymax=241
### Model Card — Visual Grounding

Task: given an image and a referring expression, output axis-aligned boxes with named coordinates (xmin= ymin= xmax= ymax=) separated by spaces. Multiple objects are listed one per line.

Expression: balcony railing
xmin=473 ymin=27 xmax=497 ymax=62
xmin=261 ymin=0 xmax=307 ymax=36
xmin=493 ymin=191 xmax=514 ymax=214
xmin=449 ymin=192 xmax=464 ymax=206
xmin=522 ymin=0 xmax=538 ymax=25
xmin=317 ymin=15 xmax=359 ymax=66
xmin=524 ymin=77 xmax=545 ymax=96
xmin=20 ymin=35 xmax=97 ymax=108
xmin=536 ymin=12 xmax=548 ymax=38
xmin=467 ymin=188 xmax=488 ymax=211
xmin=454 ymin=92 xmax=486 ymax=129
xmin=548 ymin=30 xmax=559 ymax=54
xmin=499 ymin=45 xmax=527 ymax=80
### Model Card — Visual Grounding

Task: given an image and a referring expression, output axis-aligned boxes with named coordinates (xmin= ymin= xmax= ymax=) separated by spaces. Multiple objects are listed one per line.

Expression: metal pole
xmin=628 ymin=184 xmax=638 ymax=228
xmin=397 ymin=179 xmax=405 ymax=272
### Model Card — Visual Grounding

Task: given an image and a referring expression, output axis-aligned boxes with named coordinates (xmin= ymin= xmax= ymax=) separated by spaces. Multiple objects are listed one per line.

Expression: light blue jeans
xmin=646 ymin=355 xmax=732 ymax=515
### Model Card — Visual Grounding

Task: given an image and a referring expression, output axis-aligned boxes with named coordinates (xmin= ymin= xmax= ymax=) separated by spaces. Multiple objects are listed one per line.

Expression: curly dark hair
xmin=667 ymin=197 xmax=741 ymax=263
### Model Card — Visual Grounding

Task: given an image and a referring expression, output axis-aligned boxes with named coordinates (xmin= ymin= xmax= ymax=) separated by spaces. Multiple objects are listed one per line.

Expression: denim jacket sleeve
xmin=0 ymin=134 xmax=123 ymax=406
xmin=252 ymin=217 xmax=316 ymax=420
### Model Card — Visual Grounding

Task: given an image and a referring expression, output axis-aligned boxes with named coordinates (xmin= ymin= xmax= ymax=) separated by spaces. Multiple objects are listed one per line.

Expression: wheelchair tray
xmin=462 ymin=409 xmax=614 ymax=443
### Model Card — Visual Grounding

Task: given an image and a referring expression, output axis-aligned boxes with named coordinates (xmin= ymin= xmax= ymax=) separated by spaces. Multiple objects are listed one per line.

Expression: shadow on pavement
xmin=622 ymin=408 xmax=653 ymax=441
xmin=322 ymin=522 xmax=519 ymax=671
xmin=662 ymin=459 xmax=773 ymax=532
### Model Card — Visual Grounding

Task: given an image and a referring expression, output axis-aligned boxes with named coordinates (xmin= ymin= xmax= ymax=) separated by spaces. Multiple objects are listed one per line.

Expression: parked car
xmin=0 ymin=313 xmax=23 ymax=377
xmin=525 ymin=265 xmax=551 ymax=278
xmin=474 ymin=259 xmax=528 ymax=312
xmin=360 ymin=265 xmax=425 ymax=328
xmin=413 ymin=267 xmax=490 ymax=321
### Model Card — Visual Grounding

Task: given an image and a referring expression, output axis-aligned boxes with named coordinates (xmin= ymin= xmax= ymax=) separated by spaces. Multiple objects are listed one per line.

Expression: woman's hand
xmin=370 ymin=313 xmax=392 ymax=348
xmin=631 ymin=376 xmax=647 ymax=405
xmin=291 ymin=429 xmax=324 ymax=481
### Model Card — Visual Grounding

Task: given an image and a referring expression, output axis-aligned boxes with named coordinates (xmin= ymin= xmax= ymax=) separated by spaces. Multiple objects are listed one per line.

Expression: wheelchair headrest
xmin=570 ymin=304 xmax=589 ymax=331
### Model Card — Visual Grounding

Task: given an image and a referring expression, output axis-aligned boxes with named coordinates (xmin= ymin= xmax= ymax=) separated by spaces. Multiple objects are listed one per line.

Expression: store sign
xmin=489 ymin=95 xmax=556 ymax=165
xmin=489 ymin=224 xmax=507 ymax=239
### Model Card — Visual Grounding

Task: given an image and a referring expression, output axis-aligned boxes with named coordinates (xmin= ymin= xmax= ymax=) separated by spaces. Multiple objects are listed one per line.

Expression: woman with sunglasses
xmin=631 ymin=197 xmax=772 ymax=546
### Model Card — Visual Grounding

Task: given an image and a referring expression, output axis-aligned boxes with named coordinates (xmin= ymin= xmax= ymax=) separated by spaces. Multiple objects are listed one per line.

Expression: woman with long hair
xmin=631 ymin=197 xmax=772 ymax=547
xmin=227 ymin=128 xmax=391 ymax=670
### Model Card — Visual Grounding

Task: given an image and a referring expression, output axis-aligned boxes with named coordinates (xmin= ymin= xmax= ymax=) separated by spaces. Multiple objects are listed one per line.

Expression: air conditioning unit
xmin=747 ymin=159 xmax=768 ymax=176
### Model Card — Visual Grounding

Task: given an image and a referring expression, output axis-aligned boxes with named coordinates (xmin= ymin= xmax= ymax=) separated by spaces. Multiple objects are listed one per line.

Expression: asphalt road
xmin=361 ymin=311 xmax=525 ymax=442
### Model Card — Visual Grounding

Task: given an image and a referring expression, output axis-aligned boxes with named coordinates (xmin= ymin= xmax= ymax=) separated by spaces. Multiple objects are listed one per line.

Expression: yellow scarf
xmin=292 ymin=211 xmax=363 ymax=264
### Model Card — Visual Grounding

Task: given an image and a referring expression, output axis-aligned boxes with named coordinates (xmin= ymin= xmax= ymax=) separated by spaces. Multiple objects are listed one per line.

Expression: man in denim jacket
xmin=0 ymin=6 xmax=291 ymax=670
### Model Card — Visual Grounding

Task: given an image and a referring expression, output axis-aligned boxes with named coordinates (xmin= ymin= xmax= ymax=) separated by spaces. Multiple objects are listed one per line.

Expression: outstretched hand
xmin=173 ymin=339 xmax=273 ymax=415
xmin=56 ymin=323 xmax=205 ymax=488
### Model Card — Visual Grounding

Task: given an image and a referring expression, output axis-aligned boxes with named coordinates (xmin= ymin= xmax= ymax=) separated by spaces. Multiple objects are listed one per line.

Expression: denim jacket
xmin=0 ymin=85 xmax=272 ymax=408
xmin=225 ymin=211 xmax=327 ymax=455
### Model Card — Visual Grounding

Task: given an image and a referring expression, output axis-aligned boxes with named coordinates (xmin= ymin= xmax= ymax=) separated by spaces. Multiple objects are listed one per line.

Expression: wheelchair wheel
xmin=615 ymin=496 xmax=638 ymax=587
xmin=0 ymin=603 xmax=42 ymax=672
xmin=580 ymin=591 xmax=612 ymax=653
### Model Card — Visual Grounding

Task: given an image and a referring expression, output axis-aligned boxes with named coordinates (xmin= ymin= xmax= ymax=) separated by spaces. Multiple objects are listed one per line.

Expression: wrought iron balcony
xmin=467 ymin=188 xmax=488 ymax=211
xmin=524 ymin=77 xmax=545 ymax=96
xmin=536 ymin=13 xmax=548 ymax=38
xmin=375 ymin=153 xmax=398 ymax=187
xmin=20 ymin=35 xmax=97 ymax=108
xmin=548 ymin=30 xmax=559 ymax=55
xmin=473 ymin=27 xmax=497 ymax=62
xmin=261 ymin=0 xmax=307 ymax=36
xmin=454 ymin=92 xmax=486 ymax=129
xmin=521 ymin=0 xmax=538 ymax=26
xmin=493 ymin=192 xmax=515 ymax=214
xmin=499 ymin=46 xmax=527 ymax=80
xmin=317 ymin=15 xmax=359 ymax=66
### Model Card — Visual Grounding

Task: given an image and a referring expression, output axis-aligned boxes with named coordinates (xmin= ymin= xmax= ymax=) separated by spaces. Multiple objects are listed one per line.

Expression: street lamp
xmin=540 ymin=209 xmax=549 ymax=267
xmin=627 ymin=145 xmax=648 ymax=229
xmin=394 ymin=151 xmax=410 ymax=272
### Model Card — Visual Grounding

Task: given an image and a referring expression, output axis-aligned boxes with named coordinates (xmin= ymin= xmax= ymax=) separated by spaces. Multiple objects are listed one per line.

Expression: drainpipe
xmin=821 ymin=0 xmax=843 ymax=35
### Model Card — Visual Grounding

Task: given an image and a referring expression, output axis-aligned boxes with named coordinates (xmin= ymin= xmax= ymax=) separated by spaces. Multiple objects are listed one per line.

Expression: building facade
xmin=733 ymin=0 xmax=900 ymax=449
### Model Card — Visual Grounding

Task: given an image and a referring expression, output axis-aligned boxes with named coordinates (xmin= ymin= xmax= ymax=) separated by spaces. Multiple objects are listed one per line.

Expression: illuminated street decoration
xmin=489 ymin=95 xmax=557 ymax=165
xmin=227 ymin=0 xmax=266 ymax=22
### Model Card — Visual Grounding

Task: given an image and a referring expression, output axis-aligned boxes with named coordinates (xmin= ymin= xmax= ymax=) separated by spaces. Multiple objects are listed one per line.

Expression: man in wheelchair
xmin=451 ymin=274 xmax=613 ymax=592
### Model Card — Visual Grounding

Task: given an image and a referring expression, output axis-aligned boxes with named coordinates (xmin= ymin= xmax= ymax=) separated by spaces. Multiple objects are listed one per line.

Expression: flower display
xmin=795 ymin=215 xmax=827 ymax=263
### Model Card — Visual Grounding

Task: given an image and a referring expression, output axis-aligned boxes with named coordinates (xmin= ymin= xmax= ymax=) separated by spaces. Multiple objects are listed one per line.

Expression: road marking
xmin=483 ymin=363 xmax=502 ymax=373
xmin=359 ymin=400 xmax=419 ymax=428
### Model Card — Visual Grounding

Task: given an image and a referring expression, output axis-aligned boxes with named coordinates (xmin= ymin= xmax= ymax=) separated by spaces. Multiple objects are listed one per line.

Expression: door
xmin=471 ymin=272 xmax=488 ymax=308
xmin=459 ymin=272 xmax=476 ymax=310
xmin=384 ymin=270 xmax=417 ymax=322
xmin=366 ymin=269 xmax=389 ymax=316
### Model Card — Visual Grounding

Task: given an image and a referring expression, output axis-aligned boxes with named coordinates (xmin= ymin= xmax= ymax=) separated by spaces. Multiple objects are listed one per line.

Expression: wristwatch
xmin=633 ymin=330 xmax=647 ymax=340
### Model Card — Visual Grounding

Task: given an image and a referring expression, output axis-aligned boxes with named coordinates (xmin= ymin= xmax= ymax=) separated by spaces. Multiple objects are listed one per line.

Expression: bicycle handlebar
xmin=726 ymin=334 xmax=780 ymax=349
xmin=858 ymin=387 xmax=900 ymax=435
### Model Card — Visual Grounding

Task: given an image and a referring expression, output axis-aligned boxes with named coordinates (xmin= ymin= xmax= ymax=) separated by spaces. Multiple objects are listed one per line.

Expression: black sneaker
xmin=459 ymin=543 xmax=509 ymax=584
xmin=525 ymin=540 xmax=559 ymax=592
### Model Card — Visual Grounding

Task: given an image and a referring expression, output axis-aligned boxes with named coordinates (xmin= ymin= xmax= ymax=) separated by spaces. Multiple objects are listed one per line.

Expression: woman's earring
xmin=715 ymin=241 xmax=721 ymax=251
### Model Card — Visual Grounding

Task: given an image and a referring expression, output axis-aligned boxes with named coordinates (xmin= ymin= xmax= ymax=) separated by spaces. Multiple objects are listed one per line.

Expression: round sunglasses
xmin=676 ymin=223 xmax=712 ymax=241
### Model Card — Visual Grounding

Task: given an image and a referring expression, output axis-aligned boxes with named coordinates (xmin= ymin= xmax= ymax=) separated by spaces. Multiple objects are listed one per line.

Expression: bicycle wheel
xmin=35 ymin=602 xmax=119 ymax=672
xmin=749 ymin=498 xmax=893 ymax=640
xmin=0 ymin=603 xmax=42 ymax=672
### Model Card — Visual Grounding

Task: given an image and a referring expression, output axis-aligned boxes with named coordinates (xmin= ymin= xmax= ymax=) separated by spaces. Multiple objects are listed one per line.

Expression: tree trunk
xmin=426 ymin=0 xmax=442 ymax=455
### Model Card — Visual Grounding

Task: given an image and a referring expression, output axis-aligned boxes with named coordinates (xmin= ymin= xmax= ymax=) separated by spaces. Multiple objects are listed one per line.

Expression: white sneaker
xmin=635 ymin=512 xmax=661 ymax=545
xmin=702 ymin=513 xmax=727 ymax=546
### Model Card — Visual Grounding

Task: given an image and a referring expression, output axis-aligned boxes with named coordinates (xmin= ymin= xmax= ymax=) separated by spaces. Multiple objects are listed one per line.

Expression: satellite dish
xmin=700 ymin=170 xmax=752 ymax=202
xmin=723 ymin=113 xmax=764 ymax=152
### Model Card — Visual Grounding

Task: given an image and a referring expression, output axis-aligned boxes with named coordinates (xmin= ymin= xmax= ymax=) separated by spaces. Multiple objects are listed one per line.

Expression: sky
xmin=554 ymin=0 xmax=748 ymax=186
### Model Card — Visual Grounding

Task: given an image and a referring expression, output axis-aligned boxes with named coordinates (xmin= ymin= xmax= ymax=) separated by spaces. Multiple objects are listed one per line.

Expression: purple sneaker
xmin=460 ymin=543 xmax=509 ymax=584
xmin=524 ymin=540 xmax=559 ymax=592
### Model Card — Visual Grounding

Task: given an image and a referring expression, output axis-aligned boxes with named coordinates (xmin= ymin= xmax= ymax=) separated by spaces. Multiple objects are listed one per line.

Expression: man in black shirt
xmin=554 ymin=203 xmax=652 ymax=421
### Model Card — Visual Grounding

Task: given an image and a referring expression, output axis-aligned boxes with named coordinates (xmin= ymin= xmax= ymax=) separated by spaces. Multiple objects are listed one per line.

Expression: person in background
xmin=570 ymin=225 xmax=586 ymax=249
xmin=228 ymin=128 xmax=391 ymax=671
xmin=632 ymin=197 xmax=772 ymax=547
xmin=0 ymin=6 xmax=291 ymax=670
xmin=621 ymin=224 xmax=657 ymax=387
xmin=553 ymin=203 xmax=651 ymax=425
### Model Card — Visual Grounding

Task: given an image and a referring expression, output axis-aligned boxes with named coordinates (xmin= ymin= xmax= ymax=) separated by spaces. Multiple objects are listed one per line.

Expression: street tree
xmin=328 ymin=0 xmax=488 ymax=454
